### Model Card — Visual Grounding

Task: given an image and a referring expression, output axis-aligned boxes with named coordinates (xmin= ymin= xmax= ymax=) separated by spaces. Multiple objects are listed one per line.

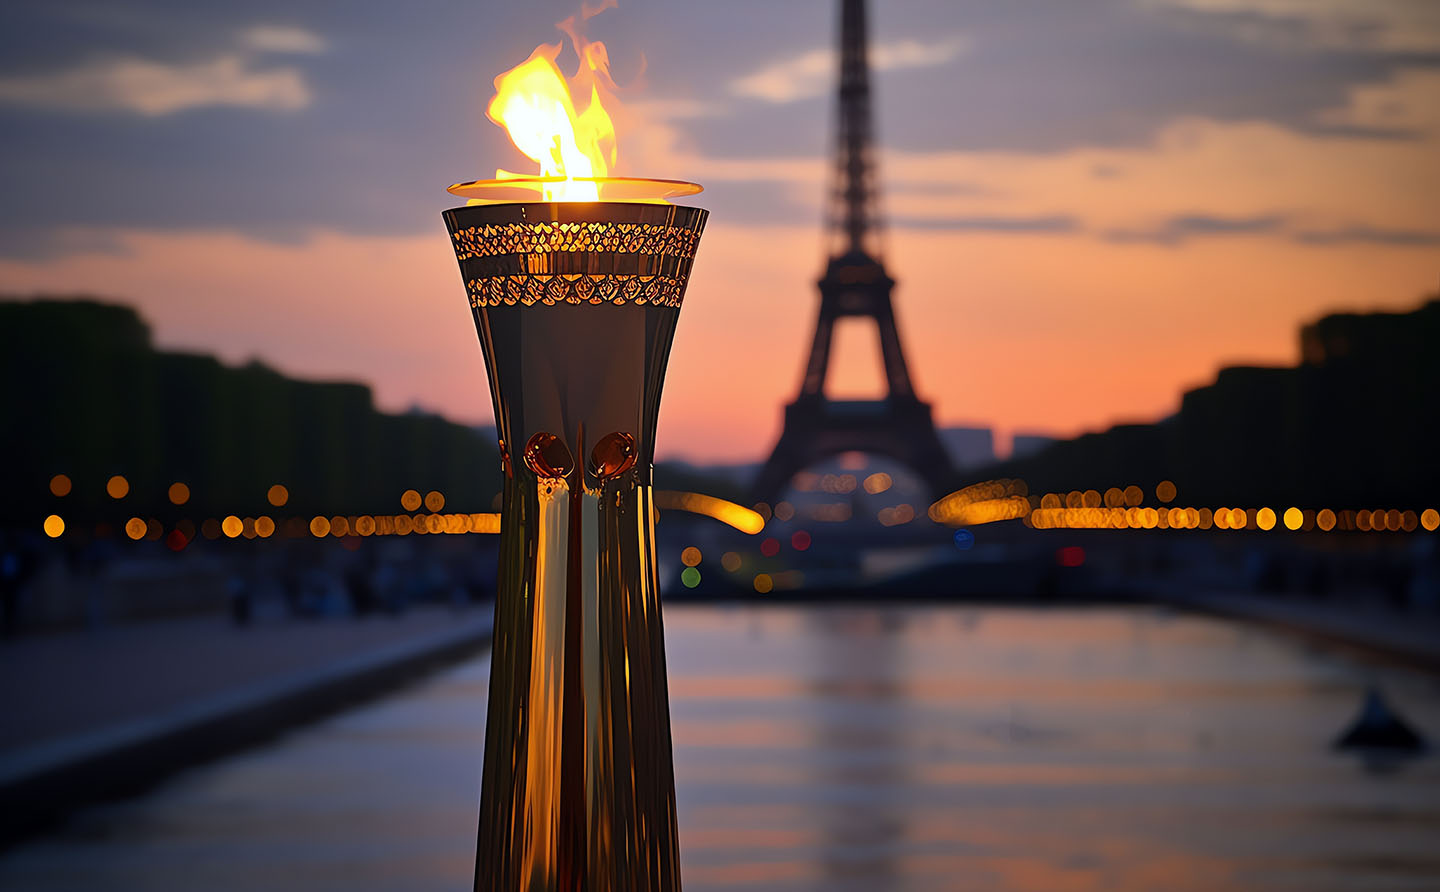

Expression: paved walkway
xmin=0 ymin=606 xmax=492 ymax=844
xmin=1152 ymin=590 xmax=1440 ymax=670
xmin=1 ymin=608 xmax=487 ymax=754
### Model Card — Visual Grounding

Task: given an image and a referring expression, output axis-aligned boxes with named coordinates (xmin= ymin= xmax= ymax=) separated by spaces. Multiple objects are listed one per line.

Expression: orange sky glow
xmin=1 ymin=9 xmax=1436 ymax=464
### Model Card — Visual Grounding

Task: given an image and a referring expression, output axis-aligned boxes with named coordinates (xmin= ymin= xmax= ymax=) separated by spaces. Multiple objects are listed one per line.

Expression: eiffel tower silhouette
xmin=751 ymin=0 xmax=956 ymax=502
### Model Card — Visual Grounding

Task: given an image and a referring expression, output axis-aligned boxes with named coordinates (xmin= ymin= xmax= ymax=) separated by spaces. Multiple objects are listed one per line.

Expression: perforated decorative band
xmin=465 ymin=274 xmax=686 ymax=308
xmin=451 ymin=221 xmax=703 ymax=262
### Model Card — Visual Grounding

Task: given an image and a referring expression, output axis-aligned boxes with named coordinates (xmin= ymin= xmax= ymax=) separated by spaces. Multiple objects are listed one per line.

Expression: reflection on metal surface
xmin=446 ymin=201 xmax=706 ymax=891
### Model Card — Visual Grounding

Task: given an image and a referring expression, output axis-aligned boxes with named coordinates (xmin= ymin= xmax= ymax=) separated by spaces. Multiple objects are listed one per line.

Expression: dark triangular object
xmin=1334 ymin=686 xmax=1427 ymax=752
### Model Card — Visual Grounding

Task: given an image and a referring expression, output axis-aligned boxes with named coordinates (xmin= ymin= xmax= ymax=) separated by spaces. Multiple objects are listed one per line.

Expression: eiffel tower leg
xmin=801 ymin=303 xmax=838 ymax=397
xmin=875 ymin=303 xmax=915 ymax=400
xmin=751 ymin=425 xmax=810 ymax=504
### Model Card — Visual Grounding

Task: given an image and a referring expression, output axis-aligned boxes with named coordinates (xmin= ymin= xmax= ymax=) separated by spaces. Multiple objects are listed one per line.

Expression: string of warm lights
xmin=928 ymin=478 xmax=1440 ymax=533
xmin=37 ymin=475 xmax=767 ymax=542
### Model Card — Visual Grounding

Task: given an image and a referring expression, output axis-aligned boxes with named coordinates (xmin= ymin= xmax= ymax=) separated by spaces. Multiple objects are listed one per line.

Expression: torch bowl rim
xmin=448 ymin=176 xmax=703 ymax=204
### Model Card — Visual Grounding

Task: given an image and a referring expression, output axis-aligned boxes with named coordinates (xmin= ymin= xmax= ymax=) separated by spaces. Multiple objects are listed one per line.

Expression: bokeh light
xmin=681 ymin=546 xmax=702 ymax=567
xmin=680 ymin=567 xmax=701 ymax=588
xmin=1156 ymin=480 xmax=1177 ymax=503
xmin=953 ymin=529 xmax=974 ymax=550
xmin=790 ymin=530 xmax=811 ymax=551
xmin=168 ymin=482 xmax=190 ymax=505
xmin=1283 ymin=507 xmax=1302 ymax=530
xmin=760 ymin=537 xmax=780 ymax=557
xmin=49 ymin=474 xmax=71 ymax=497
xmin=401 ymin=489 xmax=422 ymax=511
xmin=863 ymin=472 xmax=893 ymax=494
xmin=721 ymin=551 xmax=742 ymax=572
xmin=1422 ymin=509 xmax=1440 ymax=532
xmin=425 ymin=490 xmax=445 ymax=512
xmin=267 ymin=484 xmax=289 ymax=507
xmin=43 ymin=514 xmax=65 ymax=538
xmin=753 ymin=573 xmax=773 ymax=594
xmin=221 ymin=516 xmax=243 ymax=538
xmin=125 ymin=517 xmax=147 ymax=540
xmin=654 ymin=491 xmax=765 ymax=534
xmin=106 ymin=475 xmax=129 ymax=499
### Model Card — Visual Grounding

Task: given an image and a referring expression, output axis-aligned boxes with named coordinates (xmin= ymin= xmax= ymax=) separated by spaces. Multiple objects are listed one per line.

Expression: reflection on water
xmin=2 ymin=606 xmax=1438 ymax=891
xmin=670 ymin=608 xmax=1440 ymax=891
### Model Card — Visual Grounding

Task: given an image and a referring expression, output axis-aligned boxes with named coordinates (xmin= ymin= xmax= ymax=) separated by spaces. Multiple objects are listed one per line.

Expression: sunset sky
xmin=1 ymin=0 xmax=1436 ymax=463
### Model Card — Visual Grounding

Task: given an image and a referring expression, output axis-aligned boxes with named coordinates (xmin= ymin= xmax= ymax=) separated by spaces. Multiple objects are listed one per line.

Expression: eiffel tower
xmin=751 ymin=0 xmax=956 ymax=502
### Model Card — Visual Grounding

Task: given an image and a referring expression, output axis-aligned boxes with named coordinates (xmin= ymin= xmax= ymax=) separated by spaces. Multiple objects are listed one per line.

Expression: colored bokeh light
xmin=168 ymin=482 xmax=190 ymax=505
xmin=681 ymin=546 xmax=702 ymax=567
xmin=106 ymin=475 xmax=129 ymax=499
xmin=49 ymin=475 xmax=71 ymax=497
xmin=680 ymin=567 xmax=701 ymax=588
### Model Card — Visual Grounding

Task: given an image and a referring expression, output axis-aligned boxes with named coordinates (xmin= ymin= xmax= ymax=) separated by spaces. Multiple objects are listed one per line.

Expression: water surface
xmin=2 ymin=605 xmax=1437 ymax=891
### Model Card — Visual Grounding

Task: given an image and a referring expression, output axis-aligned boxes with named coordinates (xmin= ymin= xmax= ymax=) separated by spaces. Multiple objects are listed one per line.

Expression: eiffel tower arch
xmin=751 ymin=0 xmax=957 ymax=503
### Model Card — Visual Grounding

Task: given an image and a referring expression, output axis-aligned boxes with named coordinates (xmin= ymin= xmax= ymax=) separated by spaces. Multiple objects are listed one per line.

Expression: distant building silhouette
xmin=1009 ymin=434 xmax=1058 ymax=462
xmin=988 ymin=296 xmax=1440 ymax=507
xmin=0 ymin=297 xmax=502 ymax=523
xmin=938 ymin=427 xmax=995 ymax=470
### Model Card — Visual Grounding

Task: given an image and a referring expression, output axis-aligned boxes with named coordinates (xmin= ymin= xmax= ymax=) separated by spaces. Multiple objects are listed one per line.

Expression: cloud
xmin=239 ymin=25 xmax=327 ymax=55
xmin=1294 ymin=224 xmax=1440 ymax=246
xmin=892 ymin=215 xmax=1079 ymax=234
xmin=731 ymin=36 xmax=969 ymax=104
xmin=1147 ymin=0 xmax=1440 ymax=53
xmin=1313 ymin=68 xmax=1440 ymax=136
xmin=0 ymin=54 xmax=311 ymax=116
xmin=1103 ymin=213 xmax=1287 ymax=244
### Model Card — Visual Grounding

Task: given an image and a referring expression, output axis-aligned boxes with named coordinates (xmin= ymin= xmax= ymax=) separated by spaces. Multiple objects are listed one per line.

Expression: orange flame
xmin=487 ymin=17 xmax=619 ymax=201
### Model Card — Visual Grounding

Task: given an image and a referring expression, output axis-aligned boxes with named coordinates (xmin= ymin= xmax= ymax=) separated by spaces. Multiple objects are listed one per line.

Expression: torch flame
xmin=487 ymin=30 xmax=618 ymax=201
